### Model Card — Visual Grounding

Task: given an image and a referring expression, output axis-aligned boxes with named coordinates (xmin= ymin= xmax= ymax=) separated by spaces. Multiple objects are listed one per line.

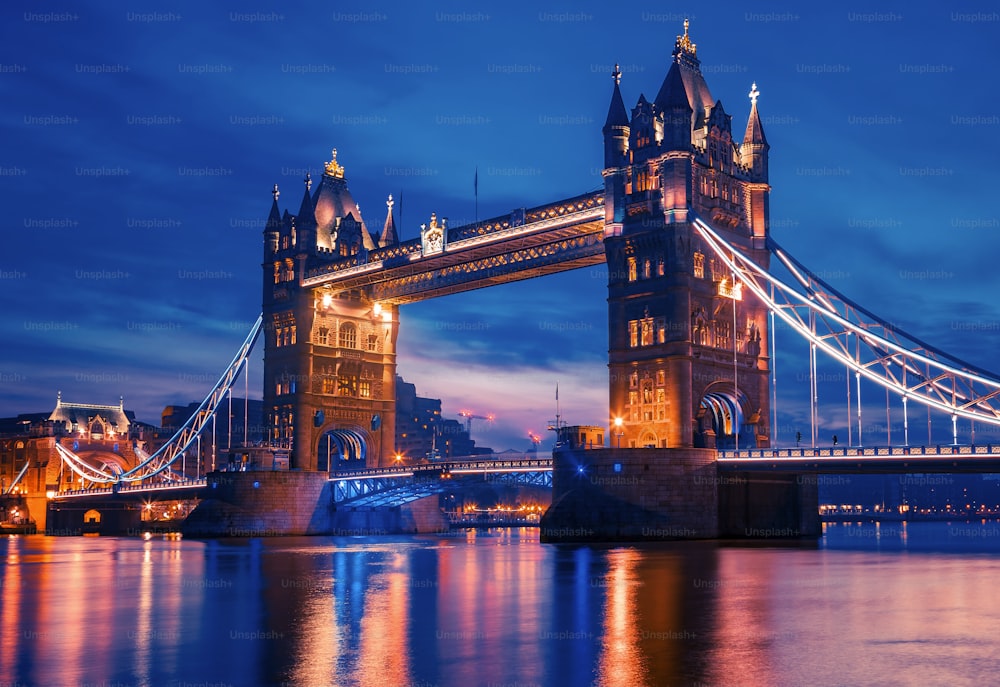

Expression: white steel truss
xmin=55 ymin=315 xmax=263 ymax=485
xmin=692 ymin=216 xmax=1000 ymax=431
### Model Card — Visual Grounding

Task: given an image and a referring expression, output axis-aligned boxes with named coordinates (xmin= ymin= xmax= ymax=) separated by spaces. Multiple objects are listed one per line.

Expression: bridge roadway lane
xmin=718 ymin=444 xmax=1000 ymax=473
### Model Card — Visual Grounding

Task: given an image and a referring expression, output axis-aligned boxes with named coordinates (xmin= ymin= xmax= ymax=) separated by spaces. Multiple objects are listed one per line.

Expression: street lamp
xmin=613 ymin=417 xmax=623 ymax=449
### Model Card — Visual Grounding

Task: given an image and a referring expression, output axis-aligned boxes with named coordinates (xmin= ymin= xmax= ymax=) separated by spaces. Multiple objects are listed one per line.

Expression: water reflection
xmin=2 ymin=526 xmax=1000 ymax=686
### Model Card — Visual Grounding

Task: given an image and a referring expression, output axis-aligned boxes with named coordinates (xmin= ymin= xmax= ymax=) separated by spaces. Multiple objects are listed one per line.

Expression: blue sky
xmin=2 ymin=3 xmax=999 ymax=451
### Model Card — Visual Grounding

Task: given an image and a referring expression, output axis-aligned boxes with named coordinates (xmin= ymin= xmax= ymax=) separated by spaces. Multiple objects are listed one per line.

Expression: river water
xmin=2 ymin=521 xmax=1000 ymax=687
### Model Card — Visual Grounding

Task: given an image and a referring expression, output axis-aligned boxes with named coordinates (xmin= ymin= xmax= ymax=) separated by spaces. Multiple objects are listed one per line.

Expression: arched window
xmin=339 ymin=322 xmax=357 ymax=349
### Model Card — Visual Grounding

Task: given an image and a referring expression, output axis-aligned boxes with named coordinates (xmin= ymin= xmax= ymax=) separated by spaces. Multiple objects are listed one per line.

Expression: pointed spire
xmin=379 ymin=194 xmax=399 ymax=247
xmin=743 ymin=82 xmax=768 ymax=146
xmin=654 ymin=59 xmax=692 ymax=114
xmin=741 ymin=82 xmax=769 ymax=183
xmin=267 ymin=184 xmax=282 ymax=225
xmin=603 ymin=63 xmax=629 ymax=132
xmin=297 ymin=174 xmax=316 ymax=228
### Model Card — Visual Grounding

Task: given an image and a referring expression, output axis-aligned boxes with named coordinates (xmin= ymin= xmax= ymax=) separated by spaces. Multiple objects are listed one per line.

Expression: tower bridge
xmin=262 ymin=20 xmax=772 ymax=474
xmin=12 ymin=20 xmax=1000 ymax=539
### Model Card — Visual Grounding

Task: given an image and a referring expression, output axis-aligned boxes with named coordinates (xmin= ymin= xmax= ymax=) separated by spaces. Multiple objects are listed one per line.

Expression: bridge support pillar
xmin=183 ymin=471 xmax=334 ymax=537
xmin=332 ymin=496 xmax=447 ymax=536
xmin=541 ymin=447 xmax=719 ymax=541
xmin=541 ymin=448 xmax=820 ymax=542
xmin=45 ymin=499 xmax=142 ymax=536
xmin=717 ymin=472 xmax=820 ymax=539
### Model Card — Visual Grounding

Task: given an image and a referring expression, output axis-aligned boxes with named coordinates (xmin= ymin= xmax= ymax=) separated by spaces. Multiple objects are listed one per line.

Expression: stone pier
xmin=182 ymin=471 xmax=446 ymax=537
xmin=540 ymin=447 xmax=819 ymax=542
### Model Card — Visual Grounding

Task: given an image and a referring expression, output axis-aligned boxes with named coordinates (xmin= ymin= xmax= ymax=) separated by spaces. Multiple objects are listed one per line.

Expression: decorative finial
xmin=324 ymin=147 xmax=345 ymax=178
xmin=57 ymin=390 xmax=62 ymax=406
xmin=749 ymin=82 xmax=760 ymax=106
xmin=386 ymin=194 xmax=394 ymax=212
xmin=612 ymin=63 xmax=621 ymax=86
xmin=272 ymin=183 xmax=280 ymax=202
xmin=676 ymin=19 xmax=697 ymax=55
xmin=304 ymin=172 xmax=312 ymax=192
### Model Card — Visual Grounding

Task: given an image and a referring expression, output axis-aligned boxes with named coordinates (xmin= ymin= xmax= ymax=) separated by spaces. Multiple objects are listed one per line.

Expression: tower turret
xmin=264 ymin=184 xmax=281 ymax=258
xmin=295 ymin=173 xmax=317 ymax=257
xmin=654 ymin=61 xmax=692 ymax=152
xmin=379 ymin=194 xmax=399 ymax=247
xmin=706 ymin=99 xmax=733 ymax=172
xmin=740 ymin=82 xmax=769 ymax=183
xmin=628 ymin=94 xmax=657 ymax=163
xmin=602 ymin=64 xmax=630 ymax=168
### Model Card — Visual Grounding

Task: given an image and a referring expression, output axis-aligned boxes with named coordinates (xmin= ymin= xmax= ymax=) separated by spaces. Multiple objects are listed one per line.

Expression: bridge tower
xmin=262 ymin=152 xmax=400 ymax=470
xmin=602 ymin=21 xmax=772 ymax=450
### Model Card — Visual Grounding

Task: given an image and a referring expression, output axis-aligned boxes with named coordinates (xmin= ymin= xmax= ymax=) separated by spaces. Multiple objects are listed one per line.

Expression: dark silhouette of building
xmin=394 ymin=375 xmax=490 ymax=461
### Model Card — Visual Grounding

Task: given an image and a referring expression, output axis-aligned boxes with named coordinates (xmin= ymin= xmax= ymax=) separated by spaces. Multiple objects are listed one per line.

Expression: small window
xmin=339 ymin=323 xmax=357 ymax=349
xmin=693 ymin=252 xmax=705 ymax=279
xmin=367 ymin=334 xmax=378 ymax=352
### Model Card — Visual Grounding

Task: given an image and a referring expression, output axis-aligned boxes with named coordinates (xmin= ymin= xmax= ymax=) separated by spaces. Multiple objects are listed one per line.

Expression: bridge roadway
xmin=716 ymin=444 xmax=1000 ymax=473
xmin=46 ymin=447 xmax=1000 ymax=506
xmin=46 ymin=458 xmax=555 ymax=505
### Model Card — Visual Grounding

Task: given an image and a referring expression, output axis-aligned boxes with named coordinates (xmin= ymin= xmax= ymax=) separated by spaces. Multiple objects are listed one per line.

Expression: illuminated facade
xmin=262 ymin=152 xmax=400 ymax=469
xmin=0 ymin=395 xmax=152 ymax=503
xmin=603 ymin=21 xmax=771 ymax=449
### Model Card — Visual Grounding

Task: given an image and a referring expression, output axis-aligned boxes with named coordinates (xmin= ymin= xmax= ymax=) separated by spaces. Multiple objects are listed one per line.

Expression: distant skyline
xmin=3 ymin=4 xmax=1000 ymax=451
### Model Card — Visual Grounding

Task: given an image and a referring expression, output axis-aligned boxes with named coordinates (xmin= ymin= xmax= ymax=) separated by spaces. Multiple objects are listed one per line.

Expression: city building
xmin=394 ymin=375 xmax=490 ymax=461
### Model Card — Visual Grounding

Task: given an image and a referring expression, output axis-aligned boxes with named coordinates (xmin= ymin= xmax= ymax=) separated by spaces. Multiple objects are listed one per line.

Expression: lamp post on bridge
xmin=613 ymin=417 xmax=623 ymax=448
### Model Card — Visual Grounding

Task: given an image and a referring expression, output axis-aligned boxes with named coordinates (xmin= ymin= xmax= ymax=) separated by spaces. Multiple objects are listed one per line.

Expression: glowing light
xmin=372 ymin=302 xmax=382 ymax=317
xmin=321 ymin=293 xmax=332 ymax=308
xmin=614 ymin=417 xmax=623 ymax=428
xmin=45 ymin=490 xmax=56 ymax=499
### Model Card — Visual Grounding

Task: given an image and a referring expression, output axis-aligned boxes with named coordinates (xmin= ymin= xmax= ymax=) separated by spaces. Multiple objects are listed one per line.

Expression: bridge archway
xmin=697 ymin=386 xmax=750 ymax=450
xmin=317 ymin=427 xmax=369 ymax=471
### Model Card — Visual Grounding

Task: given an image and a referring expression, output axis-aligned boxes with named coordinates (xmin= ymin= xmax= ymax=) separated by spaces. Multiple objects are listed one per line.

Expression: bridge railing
xmin=54 ymin=477 xmax=207 ymax=499
xmin=718 ymin=444 xmax=1000 ymax=460
xmin=330 ymin=457 xmax=553 ymax=481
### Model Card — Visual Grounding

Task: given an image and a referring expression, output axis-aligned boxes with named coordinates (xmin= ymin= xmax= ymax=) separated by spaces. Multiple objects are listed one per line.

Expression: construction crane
xmin=457 ymin=410 xmax=495 ymax=435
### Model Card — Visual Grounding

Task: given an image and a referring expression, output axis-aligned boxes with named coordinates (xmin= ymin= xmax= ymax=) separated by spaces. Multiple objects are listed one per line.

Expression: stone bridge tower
xmin=262 ymin=152 xmax=400 ymax=470
xmin=602 ymin=21 xmax=772 ymax=450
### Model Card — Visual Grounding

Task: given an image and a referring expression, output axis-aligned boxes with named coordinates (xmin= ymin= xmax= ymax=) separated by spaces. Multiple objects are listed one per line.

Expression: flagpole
xmin=555 ymin=382 xmax=560 ymax=431
xmin=474 ymin=166 xmax=479 ymax=226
